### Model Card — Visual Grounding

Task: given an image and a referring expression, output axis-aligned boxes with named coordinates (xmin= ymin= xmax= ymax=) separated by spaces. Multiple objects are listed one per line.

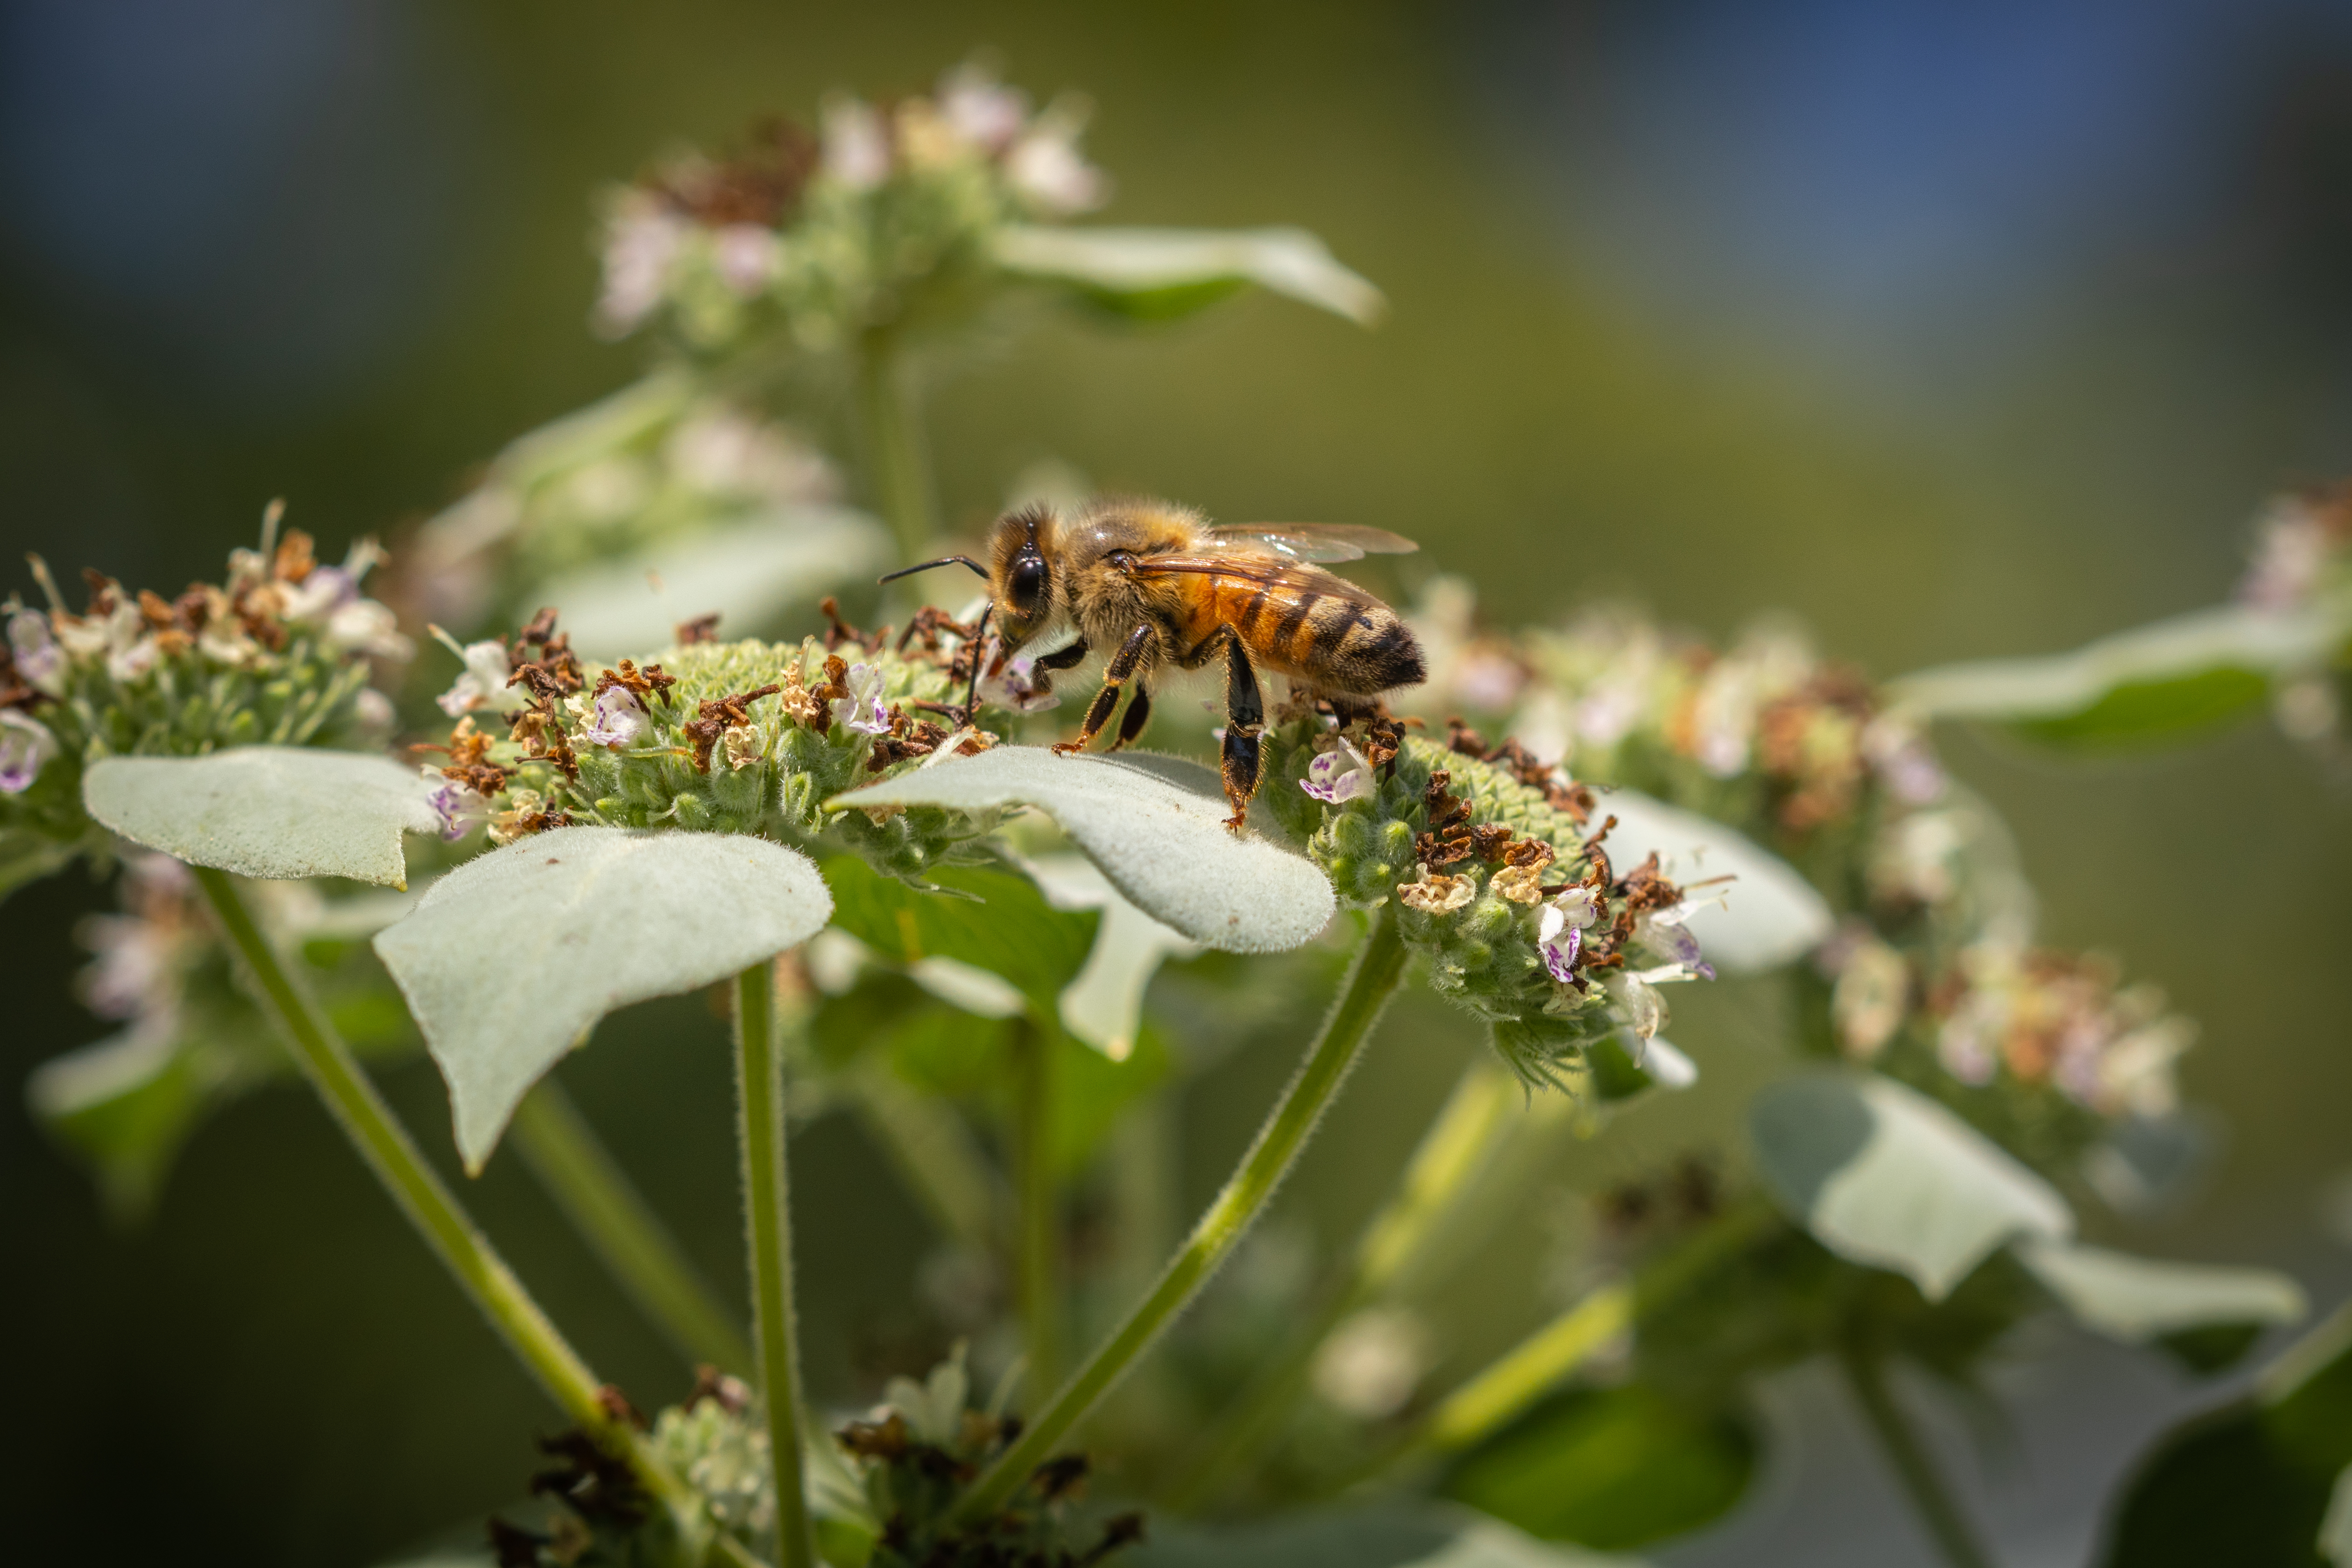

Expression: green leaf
xmin=1442 ymin=1383 xmax=1759 ymax=1550
xmin=2323 ymin=1465 xmax=2352 ymax=1568
xmin=1888 ymin=602 xmax=2347 ymax=752
xmin=536 ymin=506 xmax=892 ymax=660
xmin=1749 ymin=1071 xmax=2073 ymax=1300
xmin=373 ymin=828 xmax=832 ymax=1171
xmin=0 ymin=826 xmax=84 ymax=905
xmin=1590 ymin=791 xmax=1833 ymax=972
xmin=2101 ymin=1304 xmax=2352 ymax=1567
xmin=1130 ymin=1501 xmax=1650 ymax=1567
xmin=830 ymin=748 xmax=1335 ymax=953
xmin=24 ymin=1029 xmax=221 ymax=1220
xmin=820 ymin=855 xmax=1098 ymax=1012
xmin=83 ymin=747 xmax=439 ymax=889
xmin=2014 ymin=1237 xmax=2305 ymax=1345
xmin=994 ymin=224 xmax=1385 ymax=325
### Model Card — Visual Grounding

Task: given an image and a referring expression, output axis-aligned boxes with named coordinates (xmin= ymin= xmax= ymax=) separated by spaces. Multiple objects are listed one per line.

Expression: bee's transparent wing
xmin=1203 ymin=523 xmax=1419 ymax=564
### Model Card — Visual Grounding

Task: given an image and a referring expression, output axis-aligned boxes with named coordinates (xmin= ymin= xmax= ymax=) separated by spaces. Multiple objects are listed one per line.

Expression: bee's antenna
xmin=878 ymin=556 xmax=988 ymax=585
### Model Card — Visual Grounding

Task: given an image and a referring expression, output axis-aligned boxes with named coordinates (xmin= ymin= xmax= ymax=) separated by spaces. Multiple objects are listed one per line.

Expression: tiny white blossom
xmin=8 ymin=612 xmax=63 ymax=692
xmin=420 ymin=768 xmax=487 ymax=841
xmin=832 ymin=663 xmax=892 ymax=736
xmin=978 ymin=640 xmax=1061 ymax=713
xmin=596 ymin=193 xmax=689 ymax=336
xmin=0 ymin=708 xmax=59 ymax=793
xmin=584 ymin=684 xmax=651 ymax=749
xmin=1300 ymin=737 xmax=1373 ymax=804
xmin=325 ymin=598 xmax=411 ymax=659
xmin=820 ymin=98 xmax=891 ymax=191
xmin=436 ymin=639 xmax=514 ymax=717
xmin=937 ymin=63 xmax=1029 ymax=153
xmin=1006 ymin=119 xmax=1109 ymax=214
xmin=1537 ymin=884 xmax=1599 ymax=982
xmin=711 ymin=224 xmax=781 ymax=296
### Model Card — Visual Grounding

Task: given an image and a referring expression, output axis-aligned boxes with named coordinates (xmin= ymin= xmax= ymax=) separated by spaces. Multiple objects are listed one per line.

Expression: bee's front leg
xmin=1052 ymin=623 xmax=1156 ymax=756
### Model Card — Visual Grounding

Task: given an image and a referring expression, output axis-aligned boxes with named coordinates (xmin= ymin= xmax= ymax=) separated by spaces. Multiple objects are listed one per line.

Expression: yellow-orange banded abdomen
xmin=1199 ymin=564 xmax=1426 ymax=697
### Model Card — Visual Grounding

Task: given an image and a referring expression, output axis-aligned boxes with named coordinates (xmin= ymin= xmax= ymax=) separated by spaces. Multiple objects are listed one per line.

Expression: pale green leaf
xmin=995 ymin=224 xmax=1385 ymax=325
xmin=2014 ymin=1237 xmax=2305 ymax=1343
xmin=83 ymin=747 xmax=438 ymax=889
xmin=1887 ymin=602 xmax=2347 ymax=749
xmin=1596 ymin=791 xmax=1835 ymax=972
xmin=1750 ymin=1071 xmax=2073 ymax=1299
xmin=1021 ymin=851 xmax=1201 ymax=1060
xmin=829 ymin=748 xmax=1334 ymax=953
xmin=372 ymin=827 xmax=832 ymax=1171
xmin=537 ymin=505 xmax=893 ymax=660
xmin=2323 ymin=1464 xmax=2352 ymax=1568
xmin=908 ymin=955 xmax=1028 ymax=1018
xmin=1132 ymin=1503 xmax=1647 ymax=1568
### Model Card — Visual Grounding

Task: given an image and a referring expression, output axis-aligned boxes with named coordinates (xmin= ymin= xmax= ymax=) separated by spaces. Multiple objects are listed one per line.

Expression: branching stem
xmin=511 ymin=1078 xmax=754 ymax=1376
xmin=191 ymin=867 xmax=699 ymax=1527
xmin=951 ymin=905 xmax=1409 ymax=1527
xmin=1839 ymin=1345 xmax=1999 ymax=1568
xmin=1012 ymin=1018 xmax=1063 ymax=1396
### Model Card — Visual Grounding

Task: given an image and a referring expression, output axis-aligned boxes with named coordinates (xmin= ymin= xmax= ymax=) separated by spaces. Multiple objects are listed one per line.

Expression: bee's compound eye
xmin=1010 ymin=555 xmax=1049 ymax=614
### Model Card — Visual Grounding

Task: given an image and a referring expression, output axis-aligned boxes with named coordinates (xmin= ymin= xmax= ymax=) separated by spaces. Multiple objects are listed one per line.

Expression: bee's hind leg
xmin=1110 ymin=681 xmax=1153 ymax=750
xmin=1052 ymin=623 xmax=1156 ymax=756
xmin=1217 ymin=632 xmax=1265 ymax=833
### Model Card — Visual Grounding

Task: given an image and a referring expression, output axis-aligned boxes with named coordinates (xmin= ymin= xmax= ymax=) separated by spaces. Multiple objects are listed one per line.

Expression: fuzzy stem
xmin=951 ymin=906 xmax=1409 ymax=1527
xmin=191 ymin=867 xmax=698 ymax=1524
xmin=854 ymin=329 xmax=939 ymax=564
xmin=510 ymin=1078 xmax=755 ymax=1376
xmin=735 ymin=961 xmax=816 ymax=1568
xmin=1163 ymin=1054 xmax=1517 ymax=1508
xmin=1012 ymin=1019 xmax=1063 ymax=1396
xmin=1839 ymin=1346 xmax=1999 ymax=1568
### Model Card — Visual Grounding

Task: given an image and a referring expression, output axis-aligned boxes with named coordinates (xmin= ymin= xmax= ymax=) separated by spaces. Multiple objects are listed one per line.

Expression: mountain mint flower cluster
xmin=422 ymin=605 xmax=1010 ymax=879
xmin=2239 ymin=479 xmax=2352 ymax=749
xmin=1402 ymin=580 xmax=2196 ymax=1181
xmin=1262 ymin=706 xmax=1712 ymax=1094
xmin=596 ymin=60 xmax=1107 ymax=358
xmin=0 ymin=517 xmax=404 ymax=882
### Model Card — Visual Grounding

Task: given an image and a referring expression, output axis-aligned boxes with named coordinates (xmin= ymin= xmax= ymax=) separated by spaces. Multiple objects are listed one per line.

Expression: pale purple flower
xmin=596 ymin=194 xmax=688 ymax=336
xmin=9 ymin=612 xmax=62 ymax=692
xmin=280 ymin=565 xmax=356 ymax=624
xmin=978 ymin=639 xmax=1061 ymax=713
xmin=420 ymin=768 xmax=486 ymax=841
xmin=436 ymin=638 xmax=514 ymax=717
xmin=1633 ymin=906 xmax=1714 ymax=981
xmin=2241 ymin=505 xmax=2331 ymax=610
xmin=1006 ymin=122 xmax=1109 ymax=214
xmin=937 ymin=64 xmax=1029 ymax=153
xmin=325 ymin=598 xmax=411 ymax=659
xmin=832 ymin=663 xmax=892 ymax=736
xmin=1537 ymin=884 xmax=1598 ymax=982
xmin=0 ymin=708 xmax=58 ymax=793
xmin=712 ymin=224 xmax=780 ymax=295
xmin=821 ymin=98 xmax=891 ymax=190
xmin=1862 ymin=717 xmax=1945 ymax=805
xmin=584 ymin=684 xmax=651 ymax=749
xmin=1300 ymin=737 xmax=1373 ymax=804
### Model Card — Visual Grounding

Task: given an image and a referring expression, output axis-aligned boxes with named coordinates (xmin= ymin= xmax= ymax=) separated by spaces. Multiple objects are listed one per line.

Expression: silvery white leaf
xmin=1750 ymin=1071 xmax=2073 ymax=1299
xmin=540 ymin=506 xmax=892 ymax=660
xmin=909 ymin=955 xmax=1028 ymax=1019
xmin=372 ymin=827 xmax=831 ymax=1171
xmin=2013 ymin=1237 xmax=2306 ymax=1343
xmin=1639 ymin=1038 xmax=1699 ymax=1090
xmin=830 ymin=748 xmax=1333 ymax=953
xmin=84 ymin=747 xmax=439 ymax=889
xmin=1887 ymin=602 xmax=2342 ymax=720
xmin=1595 ymin=790 xmax=1835 ymax=973
xmin=1022 ymin=852 xmax=1201 ymax=1060
xmin=994 ymin=224 xmax=1385 ymax=325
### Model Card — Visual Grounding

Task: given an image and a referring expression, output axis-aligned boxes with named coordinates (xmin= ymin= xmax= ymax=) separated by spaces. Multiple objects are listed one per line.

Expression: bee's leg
xmin=1052 ymin=623 xmax=1155 ymax=756
xmin=1111 ymin=681 xmax=1153 ymax=750
xmin=1035 ymin=638 xmax=1090 ymax=671
xmin=1218 ymin=631 xmax=1265 ymax=832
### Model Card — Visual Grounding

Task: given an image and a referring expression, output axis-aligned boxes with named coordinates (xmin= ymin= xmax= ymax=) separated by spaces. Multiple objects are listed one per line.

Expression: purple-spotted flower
xmin=1632 ymin=905 xmax=1714 ymax=982
xmin=0 ymin=708 xmax=58 ymax=794
xmin=435 ymin=637 xmax=515 ymax=718
xmin=1537 ymin=883 xmax=1599 ymax=982
xmin=832 ymin=663 xmax=892 ymax=736
xmin=978 ymin=640 xmax=1061 ymax=713
xmin=8 ymin=611 xmax=63 ymax=693
xmin=583 ymin=684 xmax=651 ymax=749
xmin=1300 ymin=737 xmax=1374 ymax=804
xmin=420 ymin=768 xmax=488 ymax=842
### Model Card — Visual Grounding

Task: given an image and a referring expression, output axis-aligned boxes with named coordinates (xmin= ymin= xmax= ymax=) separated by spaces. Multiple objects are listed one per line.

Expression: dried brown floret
xmin=272 ymin=529 xmax=316 ymax=584
xmin=819 ymin=595 xmax=877 ymax=653
xmin=1445 ymin=715 xmax=1487 ymax=758
xmin=895 ymin=604 xmax=976 ymax=657
xmin=647 ymin=116 xmax=817 ymax=227
xmin=837 ymin=1412 xmax=911 ymax=1462
xmin=682 ymin=684 xmax=782 ymax=773
xmin=673 ymin=612 xmax=722 ymax=646
xmin=1030 ymin=1453 xmax=1091 ymax=1504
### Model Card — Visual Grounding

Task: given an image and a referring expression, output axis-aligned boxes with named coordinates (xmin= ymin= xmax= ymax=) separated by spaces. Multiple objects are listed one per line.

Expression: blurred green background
xmin=3 ymin=2 xmax=2348 ymax=1563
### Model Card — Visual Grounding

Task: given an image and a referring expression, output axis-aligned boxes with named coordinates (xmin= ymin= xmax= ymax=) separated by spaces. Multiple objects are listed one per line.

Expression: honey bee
xmin=881 ymin=497 xmax=1427 ymax=829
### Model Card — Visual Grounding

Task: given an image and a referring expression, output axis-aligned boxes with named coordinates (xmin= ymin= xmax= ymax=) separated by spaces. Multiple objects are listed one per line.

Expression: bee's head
xmin=988 ymin=503 xmax=1059 ymax=649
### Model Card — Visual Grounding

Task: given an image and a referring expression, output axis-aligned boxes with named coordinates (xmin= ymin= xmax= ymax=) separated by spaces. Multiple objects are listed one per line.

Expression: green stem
xmin=1012 ymin=1020 xmax=1062 ymax=1397
xmin=1164 ymin=1055 xmax=1518 ymax=1509
xmin=191 ymin=868 xmax=698 ymax=1525
xmin=951 ymin=906 xmax=1410 ymax=1528
xmin=511 ymin=1079 xmax=755 ymax=1376
xmin=854 ymin=329 xmax=939 ymax=563
xmin=1351 ymin=1195 xmax=1778 ymax=1490
xmin=735 ymin=961 xmax=817 ymax=1568
xmin=1839 ymin=1345 xmax=1999 ymax=1568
